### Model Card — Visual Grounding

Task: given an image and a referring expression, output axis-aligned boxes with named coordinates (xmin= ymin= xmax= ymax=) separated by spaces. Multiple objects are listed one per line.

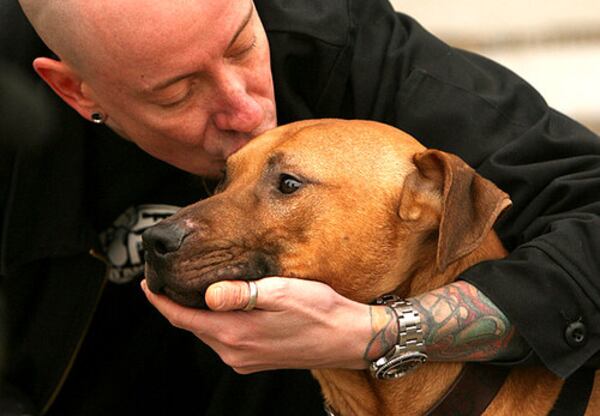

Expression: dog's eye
xmin=278 ymin=174 xmax=303 ymax=194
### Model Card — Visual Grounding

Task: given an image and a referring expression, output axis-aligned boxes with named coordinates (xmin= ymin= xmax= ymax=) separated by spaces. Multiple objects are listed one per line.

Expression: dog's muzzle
xmin=141 ymin=219 xmax=279 ymax=309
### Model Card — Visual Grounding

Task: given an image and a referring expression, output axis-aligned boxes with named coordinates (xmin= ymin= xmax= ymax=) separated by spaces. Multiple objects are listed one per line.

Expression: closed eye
xmin=229 ymin=35 xmax=257 ymax=61
xmin=155 ymin=87 xmax=198 ymax=110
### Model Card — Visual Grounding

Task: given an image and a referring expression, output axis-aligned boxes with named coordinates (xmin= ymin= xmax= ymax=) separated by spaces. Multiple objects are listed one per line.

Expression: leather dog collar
xmin=323 ymin=363 xmax=510 ymax=416
xmin=426 ymin=363 xmax=510 ymax=415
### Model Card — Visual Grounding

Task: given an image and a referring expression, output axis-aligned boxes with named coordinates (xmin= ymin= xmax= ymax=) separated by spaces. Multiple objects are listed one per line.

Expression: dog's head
xmin=143 ymin=119 xmax=510 ymax=308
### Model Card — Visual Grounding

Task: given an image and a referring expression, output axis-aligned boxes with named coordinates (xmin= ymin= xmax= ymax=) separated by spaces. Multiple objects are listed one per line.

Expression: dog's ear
xmin=399 ymin=149 xmax=511 ymax=271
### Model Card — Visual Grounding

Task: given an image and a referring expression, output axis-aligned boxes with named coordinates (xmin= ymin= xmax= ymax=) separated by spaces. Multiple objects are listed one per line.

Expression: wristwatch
xmin=369 ymin=295 xmax=428 ymax=380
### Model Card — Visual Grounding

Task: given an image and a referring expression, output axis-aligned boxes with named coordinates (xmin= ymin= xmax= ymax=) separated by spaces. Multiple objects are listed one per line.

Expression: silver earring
xmin=91 ymin=112 xmax=105 ymax=124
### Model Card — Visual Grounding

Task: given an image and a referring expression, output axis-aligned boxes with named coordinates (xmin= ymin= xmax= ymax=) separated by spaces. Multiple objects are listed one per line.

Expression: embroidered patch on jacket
xmin=99 ymin=204 xmax=180 ymax=283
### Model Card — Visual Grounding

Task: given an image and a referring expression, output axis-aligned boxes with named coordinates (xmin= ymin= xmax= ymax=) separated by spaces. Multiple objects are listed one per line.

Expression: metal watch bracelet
xmin=369 ymin=295 xmax=428 ymax=380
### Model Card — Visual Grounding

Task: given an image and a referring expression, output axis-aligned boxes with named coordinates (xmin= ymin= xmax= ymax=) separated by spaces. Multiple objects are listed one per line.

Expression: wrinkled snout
xmin=141 ymin=203 xmax=277 ymax=309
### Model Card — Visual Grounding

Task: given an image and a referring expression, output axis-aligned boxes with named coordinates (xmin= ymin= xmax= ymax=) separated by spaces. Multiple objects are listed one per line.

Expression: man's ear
xmin=33 ymin=57 xmax=100 ymax=121
xmin=398 ymin=149 xmax=511 ymax=271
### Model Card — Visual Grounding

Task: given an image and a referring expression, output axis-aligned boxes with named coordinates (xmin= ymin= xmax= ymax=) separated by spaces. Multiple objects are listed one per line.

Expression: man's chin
xmin=188 ymin=158 xmax=227 ymax=178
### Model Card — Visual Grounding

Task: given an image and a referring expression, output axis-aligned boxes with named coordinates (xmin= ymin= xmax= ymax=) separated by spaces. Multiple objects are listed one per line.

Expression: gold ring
xmin=242 ymin=281 xmax=258 ymax=311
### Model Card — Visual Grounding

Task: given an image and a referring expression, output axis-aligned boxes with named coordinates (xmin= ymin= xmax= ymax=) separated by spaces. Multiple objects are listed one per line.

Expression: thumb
xmin=205 ymin=277 xmax=336 ymax=312
xmin=205 ymin=280 xmax=255 ymax=311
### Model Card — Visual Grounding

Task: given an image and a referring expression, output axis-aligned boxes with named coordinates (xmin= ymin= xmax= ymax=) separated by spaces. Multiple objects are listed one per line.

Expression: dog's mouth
xmin=145 ymin=251 xmax=279 ymax=309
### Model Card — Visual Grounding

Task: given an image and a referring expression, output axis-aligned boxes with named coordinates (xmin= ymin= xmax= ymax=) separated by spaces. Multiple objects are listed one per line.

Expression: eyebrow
xmin=267 ymin=153 xmax=284 ymax=171
xmin=147 ymin=3 xmax=254 ymax=93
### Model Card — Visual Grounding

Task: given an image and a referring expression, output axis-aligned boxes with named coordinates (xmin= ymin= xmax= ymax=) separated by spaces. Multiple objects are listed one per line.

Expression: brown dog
xmin=143 ymin=119 xmax=599 ymax=415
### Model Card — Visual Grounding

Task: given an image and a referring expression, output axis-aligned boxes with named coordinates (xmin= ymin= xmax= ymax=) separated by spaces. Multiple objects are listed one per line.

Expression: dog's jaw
xmin=145 ymin=247 xmax=279 ymax=308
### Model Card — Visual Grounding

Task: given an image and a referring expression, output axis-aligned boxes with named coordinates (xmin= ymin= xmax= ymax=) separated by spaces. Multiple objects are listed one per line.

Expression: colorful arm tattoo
xmin=363 ymin=306 xmax=399 ymax=362
xmin=408 ymin=281 xmax=528 ymax=362
xmin=362 ymin=281 xmax=528 ymax=363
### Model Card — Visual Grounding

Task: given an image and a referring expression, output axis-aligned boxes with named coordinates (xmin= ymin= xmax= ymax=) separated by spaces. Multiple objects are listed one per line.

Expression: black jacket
xmin=1 ymin=0 xmax=599 ymax=413
xmin=257 ymin=0 xmax=600 ymax=378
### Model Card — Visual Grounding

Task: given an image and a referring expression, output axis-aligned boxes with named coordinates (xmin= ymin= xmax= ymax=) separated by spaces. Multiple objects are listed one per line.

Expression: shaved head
xmin=18 ymin=0 xmax=199 ymax=73
xmin=18 ymin=0 xmax=89 ymax=69
xmin=18 ymin=0 xmax=243 ymax=77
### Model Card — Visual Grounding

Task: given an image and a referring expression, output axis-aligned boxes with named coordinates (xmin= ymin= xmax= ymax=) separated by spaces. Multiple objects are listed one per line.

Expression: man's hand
xmin=141 ymin=277 xmax=375 ymax=373
xmin=141 ymin=278 xmax=529 ymax=374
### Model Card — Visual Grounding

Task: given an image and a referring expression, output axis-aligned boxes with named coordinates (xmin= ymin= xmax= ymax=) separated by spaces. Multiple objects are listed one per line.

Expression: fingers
xmin=205 ymin=277 xmax=305 ymax=312
xmin=205 ymin=278 xmax=279 ymax=311
xmin=205 ymin=277 xmax=345 ymax=312
xmin=143 ymin=276 xmax=335 ymax=315
xmin=205 ymin=280 xmax=253 ymax=311
xmin=140 ymin=277 xmax=373 ymax=372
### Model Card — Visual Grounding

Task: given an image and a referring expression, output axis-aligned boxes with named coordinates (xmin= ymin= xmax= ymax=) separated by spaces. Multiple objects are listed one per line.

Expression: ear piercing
xmin=91 ymin=112 xmax=105 ymax=124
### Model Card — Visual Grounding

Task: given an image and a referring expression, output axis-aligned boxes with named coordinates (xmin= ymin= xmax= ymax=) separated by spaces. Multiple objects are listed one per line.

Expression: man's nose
xmin=142 ymin=222 xmax=191 ymax=257
xmin=212 ymin=83 xmax=264 ymax=133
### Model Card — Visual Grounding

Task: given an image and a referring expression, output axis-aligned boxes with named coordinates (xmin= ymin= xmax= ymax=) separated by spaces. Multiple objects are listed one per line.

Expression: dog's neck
xmin=404 ymin=230 xmax=506 ymax=298
xmin=314 ymin=231 xmax=507 ymax=416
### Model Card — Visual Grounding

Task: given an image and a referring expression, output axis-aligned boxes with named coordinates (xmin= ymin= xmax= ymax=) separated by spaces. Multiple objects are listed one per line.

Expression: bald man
xmin=3 ymin=0 xmax=600 ymax=415
xmin=18 ymin=0 xmax=277 ymax=175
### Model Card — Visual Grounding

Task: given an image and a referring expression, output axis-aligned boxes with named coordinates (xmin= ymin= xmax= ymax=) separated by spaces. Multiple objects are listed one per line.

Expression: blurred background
xmin=391 ymin=0 xmax=600 ymax=134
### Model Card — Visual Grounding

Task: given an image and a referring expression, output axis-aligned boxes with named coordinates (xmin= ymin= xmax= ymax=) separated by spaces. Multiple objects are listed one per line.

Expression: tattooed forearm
xmin=363 ymin=306 xmax=399 ymax=362
xmin=408 ymin=281 xmax=529 ymax=362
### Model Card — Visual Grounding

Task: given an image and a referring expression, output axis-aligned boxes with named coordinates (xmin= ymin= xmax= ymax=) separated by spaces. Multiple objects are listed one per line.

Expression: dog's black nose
xmin=142 ymin=222 xmax=190 ymax=256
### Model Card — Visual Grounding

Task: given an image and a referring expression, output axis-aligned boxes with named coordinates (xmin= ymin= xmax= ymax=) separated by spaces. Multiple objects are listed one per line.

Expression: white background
xmin=391 ymin=0 xmax=600 ymax=133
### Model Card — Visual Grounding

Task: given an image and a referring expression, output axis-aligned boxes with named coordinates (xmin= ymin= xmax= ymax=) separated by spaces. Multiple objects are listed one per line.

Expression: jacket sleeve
xmin=345 ymin=1 xmax=600 ymax=378
xmin=0 ymin=60 xmax=55 ymax=413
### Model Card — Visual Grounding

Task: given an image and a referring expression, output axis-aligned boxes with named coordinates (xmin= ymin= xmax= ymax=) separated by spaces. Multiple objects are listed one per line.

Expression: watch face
xmin=379 ymin=351 xmax=428 ymax=379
